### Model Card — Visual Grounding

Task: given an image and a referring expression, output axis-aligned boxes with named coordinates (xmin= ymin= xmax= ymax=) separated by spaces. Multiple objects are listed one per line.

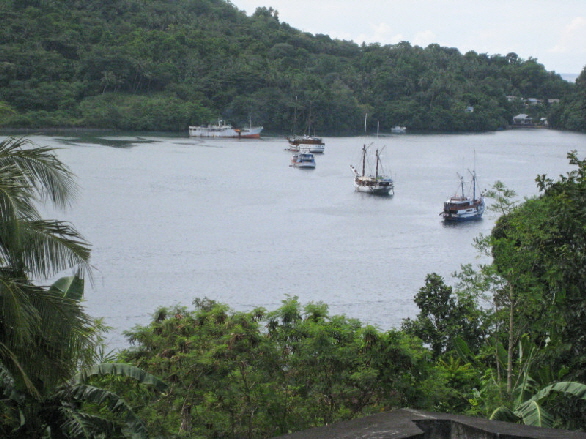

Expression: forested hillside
xmin=0 ymin=0 xmax=584 ymax=133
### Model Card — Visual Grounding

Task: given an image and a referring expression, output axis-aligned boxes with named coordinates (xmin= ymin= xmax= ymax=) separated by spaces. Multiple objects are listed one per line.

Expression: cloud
xmin=340 ymin=22 xmax=403 ymax=45
xmin=550 ymin=16 xmax=586 ymax=54
xmin=412 ymin=30 xmax=437 ymax=47
xmin=370 ymin=22 xmax=393 ymax=42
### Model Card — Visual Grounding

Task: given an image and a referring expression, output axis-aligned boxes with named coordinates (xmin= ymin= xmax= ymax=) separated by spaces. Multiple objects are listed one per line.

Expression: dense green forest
xmin=1 ymin=0 xmax=585 ymax=133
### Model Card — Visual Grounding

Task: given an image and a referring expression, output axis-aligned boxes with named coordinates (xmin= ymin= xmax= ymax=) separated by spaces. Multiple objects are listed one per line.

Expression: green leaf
xmin=490 ymin=406 xmax=520 ymax=423
xmin=50 ymin=275 xmax=84 ymax=301
xmin=515 ymin=399 xmax=553 ymax=427
xmin=75 ymin=363 xmax=168 ymax=392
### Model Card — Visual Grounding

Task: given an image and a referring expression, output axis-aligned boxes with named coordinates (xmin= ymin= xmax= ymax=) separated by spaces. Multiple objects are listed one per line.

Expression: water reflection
xmin=57 ymin=136 xmax=157 ymax=148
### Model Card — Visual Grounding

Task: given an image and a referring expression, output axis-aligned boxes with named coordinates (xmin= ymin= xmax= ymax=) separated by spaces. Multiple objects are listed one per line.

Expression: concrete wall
xmin=272 ymin=409 xmax=586 ymax=439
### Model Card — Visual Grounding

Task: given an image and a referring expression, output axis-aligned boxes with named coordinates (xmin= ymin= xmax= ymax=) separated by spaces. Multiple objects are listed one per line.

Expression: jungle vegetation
xmin=108 ymin=151 xmax=586 ymax=437
xmin=0 ymin=0 xmax=585 ymax=133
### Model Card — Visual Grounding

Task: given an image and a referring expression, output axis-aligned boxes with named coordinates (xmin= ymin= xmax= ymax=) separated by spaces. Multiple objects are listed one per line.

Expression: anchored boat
xmin=189 ymin=120 xmax=263 ymax=138
xmin=350 ymin=144 xmax=394 ymax=195
xmin=441 ymin=171 xmax=485 ymax=221
xmin=290 ymin=151 xmax=316 ymax=169
xmin=286 ymin=135 xmax=325 ymax=153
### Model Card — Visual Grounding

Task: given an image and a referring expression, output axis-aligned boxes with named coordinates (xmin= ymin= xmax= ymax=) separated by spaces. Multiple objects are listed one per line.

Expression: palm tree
xmin=1 ymin=360 xmax=168 ymax=439
xmin=0 ymin=136 xmax=94 ymax=398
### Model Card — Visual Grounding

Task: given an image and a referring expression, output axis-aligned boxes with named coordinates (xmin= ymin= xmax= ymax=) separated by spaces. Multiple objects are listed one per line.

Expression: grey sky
xmin=231 ymin=0 xmax=586 ymax=74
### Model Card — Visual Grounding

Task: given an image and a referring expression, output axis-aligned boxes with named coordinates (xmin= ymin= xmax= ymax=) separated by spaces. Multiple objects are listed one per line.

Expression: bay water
xmin=8 ymin=129 xmax=586 ymax=350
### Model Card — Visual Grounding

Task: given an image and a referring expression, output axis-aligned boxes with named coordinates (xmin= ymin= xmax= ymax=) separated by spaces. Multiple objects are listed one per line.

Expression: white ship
xmin=189 ymin=120 xmax=263 ymax=138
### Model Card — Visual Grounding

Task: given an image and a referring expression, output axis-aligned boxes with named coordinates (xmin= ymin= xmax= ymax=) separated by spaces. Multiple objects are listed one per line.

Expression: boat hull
xmin=291 ymin=152 xmax=316 ymax=169
xmin=354 ymin=177 xmax=394 ymax=195
xmin=288 ymin=136 xmax=324 ymax=145
xmin=294 ymin=163 xmax=316 ymax=169
xmin=306 ymin=144 xmax=324 ymax=153
xmin=441 ymin=198 xmax=485 ymax=221
xmin=285 ymin=144 xmax=324 ymax=153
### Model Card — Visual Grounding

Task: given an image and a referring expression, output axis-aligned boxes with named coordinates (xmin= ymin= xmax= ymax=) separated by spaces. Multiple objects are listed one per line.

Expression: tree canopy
xmin=0 ymin=0 xmax=582 ymax=133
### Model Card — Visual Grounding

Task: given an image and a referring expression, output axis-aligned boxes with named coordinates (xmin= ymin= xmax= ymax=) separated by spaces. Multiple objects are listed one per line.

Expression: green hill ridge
xmin=0 ymin=0 xmax=584 ymax=132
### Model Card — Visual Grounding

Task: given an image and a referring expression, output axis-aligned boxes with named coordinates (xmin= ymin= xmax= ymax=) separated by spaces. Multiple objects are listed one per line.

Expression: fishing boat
xmin=441 ymin=171 xmax=485 ymax=221
xmin=290 ymin=151 xmax=316 ymax=169
xmin=286 ymin=98 xmax=325 ymax=153
xmin=350 ymin=144 xmax=394 ymax=195
xmin=189 ymin=120 xmax=263 ymax=138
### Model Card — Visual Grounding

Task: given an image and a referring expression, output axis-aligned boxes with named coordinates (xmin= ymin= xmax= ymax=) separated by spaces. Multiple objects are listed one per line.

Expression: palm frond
xmin=59 ymin=403 xmax=119 ymax=439
xmin=0 ymin=278 xmax=97 ymax=393
xmin=15 ymin=219 xmax=91 ymax=280
xmin=61 ymin=384 xmax=149 ymax=439
xmin=0 ymin=348 xmax=40 ymax=400
xmin=0 ymin=137 xmax=78 ymax=209
xmin=0 ymin=275 xmax=42 ymax=346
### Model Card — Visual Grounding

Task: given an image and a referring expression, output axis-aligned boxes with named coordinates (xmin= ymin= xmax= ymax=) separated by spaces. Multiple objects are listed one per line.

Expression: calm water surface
xmin=7 ymin=129 xmax=586 ymax=350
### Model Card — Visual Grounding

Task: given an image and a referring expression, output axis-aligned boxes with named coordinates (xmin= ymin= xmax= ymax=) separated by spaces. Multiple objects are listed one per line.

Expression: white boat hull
xmin=287 ymin=136 xmax=325 ymax=153
xmin=189 ymin=124 xmax=263 ymax=138
xmin=354 ymin=177 xmax=394 ymax=195
xmin=351 ymin=153 xmax=394 ymax=195
xmin=306 ymin=144 xmax=325 ymax=153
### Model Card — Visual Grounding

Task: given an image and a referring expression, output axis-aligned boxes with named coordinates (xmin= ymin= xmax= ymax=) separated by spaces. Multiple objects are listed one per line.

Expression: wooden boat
xmin=441 ymin=171 xmax=485 ymax=221
xmin=350 ymin=144 xmax=394 ymax=195
xmin=287 ymin=135 xmax=325 ymax=153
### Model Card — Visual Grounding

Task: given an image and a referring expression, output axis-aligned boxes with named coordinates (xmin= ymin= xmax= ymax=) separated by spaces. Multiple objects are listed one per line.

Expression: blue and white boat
xmin=441 ymin=171 xmax=485 ymax=221
xmin=290 ymin=151 xmax=316 ymax=169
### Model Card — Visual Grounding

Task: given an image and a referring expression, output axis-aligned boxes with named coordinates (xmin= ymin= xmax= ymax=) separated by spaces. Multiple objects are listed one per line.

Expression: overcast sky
xmin=231 ymin=0 xmax=586 ymax=75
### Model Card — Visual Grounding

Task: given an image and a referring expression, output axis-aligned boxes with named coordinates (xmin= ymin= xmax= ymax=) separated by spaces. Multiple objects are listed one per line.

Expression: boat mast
xmin=375 ymin=149 xmax=380 ymax=180
xmin=460 ymin=174 xmax=464 ymax=197
xmin=473 ymin=150 xmax=478 ymax=200
xmin=361 ymin=145 xmax=367 ymax=177
xmin=293 ymin=96 xmax=298 ymax=136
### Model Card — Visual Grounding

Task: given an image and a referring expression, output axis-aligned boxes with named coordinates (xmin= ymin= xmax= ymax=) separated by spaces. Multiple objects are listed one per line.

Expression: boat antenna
xmin=456 ymin=173 xmax=464 ymax=197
